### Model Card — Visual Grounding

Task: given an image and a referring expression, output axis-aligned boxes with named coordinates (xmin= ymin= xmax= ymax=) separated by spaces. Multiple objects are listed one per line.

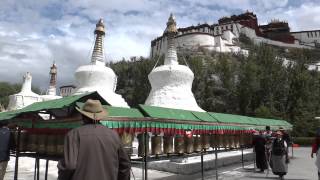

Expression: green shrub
xmin=292 ymin=137 xmax=314 ymax=146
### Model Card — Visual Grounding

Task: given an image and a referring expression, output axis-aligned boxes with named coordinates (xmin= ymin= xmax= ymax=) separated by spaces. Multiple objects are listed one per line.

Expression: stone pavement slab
xmin=4 ymin=147 xmax=316 ymax=180
xmin=131 ymin=147 xmax=317 ymax=180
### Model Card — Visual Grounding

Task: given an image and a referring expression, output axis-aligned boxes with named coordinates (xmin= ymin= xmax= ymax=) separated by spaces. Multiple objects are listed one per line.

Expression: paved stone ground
xmin=131 ymin=147 xmax=317 ymax=180
xmin=4 ymin=147 xmax=316 ymax=180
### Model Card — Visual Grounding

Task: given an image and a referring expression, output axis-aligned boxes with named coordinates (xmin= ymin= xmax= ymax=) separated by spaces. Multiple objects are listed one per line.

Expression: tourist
xmin=264 ymin=126 xmax=273 ymax=168
xmin=57 ymin=99 xmax=131 ymax=180
xmin=253 ymin=130 xmax=268 ymax=172
xmin=0 ymin=121 xmax=11 ymax=180
xmin=311 ymin=128 xmax=320 ymax=180
xmin=279 ymin=127 xmax=291 ymax=150
xmin=271 ymin=130 xmax=289 ymax=180
xmin=264 ymin=126 xmax=273 ymax=138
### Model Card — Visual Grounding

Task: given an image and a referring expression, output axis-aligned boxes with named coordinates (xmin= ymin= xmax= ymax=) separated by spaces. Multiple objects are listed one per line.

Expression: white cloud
xmin=0 ymin=0 xmax=319 ymax=90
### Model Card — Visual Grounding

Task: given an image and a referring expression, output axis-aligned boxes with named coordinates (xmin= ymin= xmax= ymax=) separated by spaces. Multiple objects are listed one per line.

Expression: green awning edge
xmin=138 ymin=105 xmax=200 ymax=121
xmin=76 ymin=102 xmax=144 ymax=118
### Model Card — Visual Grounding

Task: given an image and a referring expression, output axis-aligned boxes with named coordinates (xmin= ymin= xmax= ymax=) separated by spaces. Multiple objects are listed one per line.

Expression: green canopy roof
xmin=208 ymin=112 xmax=254 ymax=125
xmin=252 ymin=117 xmax=293 ymax=128
xmin=0 ymin=92 xmax=292 ymax=131
xmin=139 ymin=105 xmax=200 ymax=121
xmin=19 ymin=92 xmax=104 ymax=113
xmin=76 ymin=102 xmax=144 ymax=118
xmin=0 ymin=111 xmax=18 ymax=121
xmin=0 ymin=92 xmax=105 ymax=121
xmin=191 ymin=111 xmax=218 ymax=122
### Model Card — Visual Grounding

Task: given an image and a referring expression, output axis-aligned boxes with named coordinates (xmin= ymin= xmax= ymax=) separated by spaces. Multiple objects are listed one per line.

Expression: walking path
xmin=131 ymin=147 xmax=317 ymax=180
xmin=4 ymin=147 xmax=316 ymax=180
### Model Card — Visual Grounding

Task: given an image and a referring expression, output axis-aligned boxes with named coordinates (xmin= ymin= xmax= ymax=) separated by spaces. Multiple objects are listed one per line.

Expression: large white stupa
xmin=41 ymin=62 xmax=61 ymax=101
xmin=73 ymin=19 xmax=129 ymax=107
xmin=7 ymin=72 xmax=42 ymax=110
xmin=145 ymin=14 xmax=204 ymax=112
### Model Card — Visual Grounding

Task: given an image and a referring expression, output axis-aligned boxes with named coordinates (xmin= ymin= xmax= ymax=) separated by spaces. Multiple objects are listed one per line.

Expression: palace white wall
xmin=151 ymin=30 xmax=243 ymax=58
xmin=176 ymin=33 xmax=215 ymax=48
xmin=291 ymin=31 xmax=320 ymax=46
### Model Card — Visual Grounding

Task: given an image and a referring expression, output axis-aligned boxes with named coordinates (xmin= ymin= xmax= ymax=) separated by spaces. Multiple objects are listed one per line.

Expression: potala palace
xmin=150 ymin=11 xmax=320 ymax=58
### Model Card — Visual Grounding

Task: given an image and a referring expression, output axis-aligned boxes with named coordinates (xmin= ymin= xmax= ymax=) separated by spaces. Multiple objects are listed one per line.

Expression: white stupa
xmin=145 ymin=14 xmax=204 ymax=112
xmin=7 ymin=72 xmax=42 ymax=110
xmin=41 ymin=62 xmax=61 ymax=101
xmin=73 ymin=19 xmax=129 ymax=107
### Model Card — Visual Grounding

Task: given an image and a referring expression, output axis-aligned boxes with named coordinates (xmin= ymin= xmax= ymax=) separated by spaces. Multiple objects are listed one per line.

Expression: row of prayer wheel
xmin=13 ymin=130 xmax=65 ymax=156
xmin=12 ymin=130 xmax=253 ymax=158
xmin=120 ymin=132 xmax=253 ymax=157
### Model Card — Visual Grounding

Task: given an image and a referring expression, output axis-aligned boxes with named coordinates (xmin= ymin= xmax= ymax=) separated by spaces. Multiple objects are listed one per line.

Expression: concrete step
xmin=148 ymin=149 xmax=254 ymax=175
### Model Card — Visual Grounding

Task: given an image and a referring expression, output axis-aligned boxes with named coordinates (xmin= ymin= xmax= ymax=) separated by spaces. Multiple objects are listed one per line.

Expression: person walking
xmin=57 ymin=99 xmax=131 ymax=180
xmin=0 ymin=121 xmax=11 ymax=180
xmin=311 ymin=129 xmax=320 ymax=180
xmin=264 ymin=126 xmax=273 ymax=163
xmin=279 ymin=127 xmax=291 ymax=154
xmin=253 ymin=130 xmax=268 ymax=172
xmin=271 ymin=130 xmax=289 ymax=180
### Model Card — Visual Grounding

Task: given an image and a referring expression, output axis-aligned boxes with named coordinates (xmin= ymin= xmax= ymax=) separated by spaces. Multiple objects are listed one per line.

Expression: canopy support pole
xmin=45 ymin=160 xmax=49 ymax=180
xmin=36 ymin=157 xmax=40 ymax=180
xmin=215 ymin=146 xmax=218 ymax=180
xmin=241 ymin=146 xmax=244 ymax=168
xmin=14 ymin=128 xmax=20 ymax=180
xmin=201 ymin=149 xmax=204 ymax=180
xmin=144 ymin=132 xmax=148 ymax=180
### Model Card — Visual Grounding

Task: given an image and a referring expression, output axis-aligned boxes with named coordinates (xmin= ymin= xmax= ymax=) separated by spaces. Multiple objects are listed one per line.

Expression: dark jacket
xmin=0 ymin=127 xmax=11 ymax=162
xmin=57 ymin=124 xmax=131 ymax=180
xmin=253 ymin=135 xmax=266 ymax=152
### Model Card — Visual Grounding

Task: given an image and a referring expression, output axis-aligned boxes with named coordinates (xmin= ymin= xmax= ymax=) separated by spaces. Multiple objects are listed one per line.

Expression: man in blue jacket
xmin=0 ymin=121 xmax=11 ymax=180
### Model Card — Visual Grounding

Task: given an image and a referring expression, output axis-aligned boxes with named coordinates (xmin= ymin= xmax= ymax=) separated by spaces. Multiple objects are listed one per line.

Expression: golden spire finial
xmin=91 ymin=18 xmax=106 ymax=63
xmin=164 ymin=13 xmax=178 ymax=34
xmin=95 ymin=18 xmax=105 ymax=35
xmin=49 ymin=62 xmax=57 ymax=87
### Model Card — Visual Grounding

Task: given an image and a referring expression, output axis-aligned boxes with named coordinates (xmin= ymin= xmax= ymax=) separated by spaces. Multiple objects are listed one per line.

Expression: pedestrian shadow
xmin=247 ymin=175 xmax=279 ymax=179
xmin=242 ymin=168 xmax=255 ymax=172
xmin=247 ymin=175 xmax=309 ymax=180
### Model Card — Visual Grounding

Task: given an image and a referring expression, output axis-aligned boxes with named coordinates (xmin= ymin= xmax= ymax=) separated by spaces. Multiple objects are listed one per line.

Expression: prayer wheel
xmin=27 ymin=134 xmax=38 ymax=152
xmin=120 ymin=132 xmax=134 ymax=156
xmin=151 ymin=135 xmax=162 ymax=155
xmin=194 ymin=135 xmax=202 ymax=152
xmin=163 ymin=135 xmax=174 ymax=154
xmin=202 ymin=134 xmax=210 ymax=150
xmin=209 ymin=134 xmax=214 ymax=148
xmin=137 ymin=133 xmax=149 ymax=157
xmin=13 ymin=130 xmax=28 ymax=152
xmin=56 ymin=135 xmax=65 ymax=156
xmin=210 ymin=134 xmax=218 ymax=148
xmin=234 ymin=134 xmax=240 ymax=148
xmin=174 ymin=135 xmax=185 ymax=154
xmin=249 ymin=133 xmax=253 ymax=147
xmin=244 ymin=133 xmax=252 ymax=147
xmin=37 ymin=134 xmax=47 ymax=154
xmin=20 ymin=130 xmax=28 ymax=152
xmin=218 ymin=134 xmax=224 ymax=148
xmin=229 ymin=134 xmax=235 ymax=149
xmin=239 ymin=133 xmax=245 ymax=147
xmin=184 ymin=135 xmax=194 ymax=154
xmin=46 ymin=135 xmax=57 ymax=156
xmin=222 ymin=134 xmax=228 ymax=149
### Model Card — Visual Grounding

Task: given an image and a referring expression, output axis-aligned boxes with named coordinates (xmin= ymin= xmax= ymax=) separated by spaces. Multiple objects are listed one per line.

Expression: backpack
xmin=272 ymin=139 xmax=285 ymax=156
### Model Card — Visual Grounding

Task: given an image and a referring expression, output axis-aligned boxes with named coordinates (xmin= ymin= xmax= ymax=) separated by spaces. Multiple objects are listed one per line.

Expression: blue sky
xmin=0 ymin=0 xmax=319 ymax=91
